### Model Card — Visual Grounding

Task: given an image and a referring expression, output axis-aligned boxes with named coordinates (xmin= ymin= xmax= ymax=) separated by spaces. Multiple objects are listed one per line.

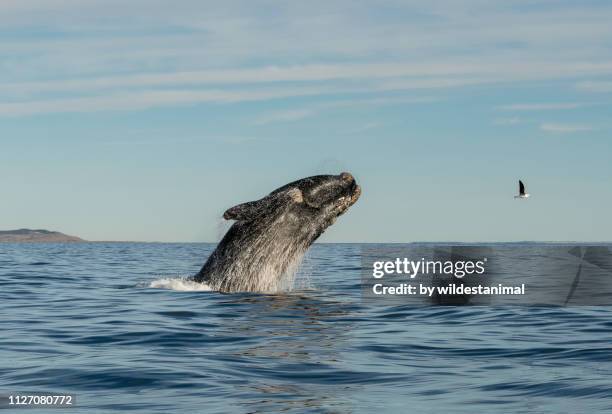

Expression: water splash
xmin=148 ymin=277 xmax=213 ymax=292
xmin=294 ymin=251 xmax=314 ymax=290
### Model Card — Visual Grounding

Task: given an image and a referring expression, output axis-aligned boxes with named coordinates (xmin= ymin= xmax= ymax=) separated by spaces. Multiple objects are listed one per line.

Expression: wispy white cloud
xmin=0 ymin=63 xmax=482 ymax=96
xmin=344 ymin=122 xmax=380 ymax=134
xmin=575 ymin=80 xmax=612 ymax=93
xmin=253 ymin=109 xmax=315 ymax=125
xmin=6 ymin=61 xmax=612 ymax=98
xmin=0 ymin=87 xmax=331 ymax=117
xmin=2 ymin=1 xmax=612 ymax=73
xmin=2 ymin=1 xmax=612 ymax=116
xmin=0 ymin=77 xmax=450 ymax=117
xmin=332 ymin=96 xmax=441 ymax=106
xmin=252 ymin=96 xmax=440 ymax=125
xmin=540 ymin=123 xmax=594 ymax=134
xmin=499 ymin=103 xmax=589 ymax=111
xmin=493 ymin=117 xmax=522 ymax=125
xmin=0 ymin=82 xmax=450 ymax=117
xmin=218 ymin=136 xmax=259 ymax=145
xmin=2 ymin=59 xmax=612 ymax=117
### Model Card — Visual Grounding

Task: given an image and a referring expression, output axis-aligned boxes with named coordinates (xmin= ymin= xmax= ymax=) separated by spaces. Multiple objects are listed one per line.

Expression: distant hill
xmin=0 ymin=229 xmax=85 ymax=243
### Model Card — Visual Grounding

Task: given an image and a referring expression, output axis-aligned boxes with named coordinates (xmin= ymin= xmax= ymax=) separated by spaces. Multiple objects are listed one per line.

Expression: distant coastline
xmin=0 ymin=229 xmax=85 ymax=243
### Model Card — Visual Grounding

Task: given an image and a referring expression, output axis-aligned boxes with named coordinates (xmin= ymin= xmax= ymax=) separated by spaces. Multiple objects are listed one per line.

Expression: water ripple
xmin=1 ymin=243 xmax=612 ymax=413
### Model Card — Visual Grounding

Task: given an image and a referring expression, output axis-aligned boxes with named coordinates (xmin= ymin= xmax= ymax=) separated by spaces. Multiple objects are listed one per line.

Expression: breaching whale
xmin=194 ymin=173 xmax=361 ymax=293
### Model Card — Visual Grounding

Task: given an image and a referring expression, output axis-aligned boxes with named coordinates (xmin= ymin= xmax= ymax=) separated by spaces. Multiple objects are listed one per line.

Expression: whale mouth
xmin=348 ymin=183 xmax=361 ymax=204
xmin=326 ymin=173 xmax=361 ymax=216
xmin=339 ymin=177 xmax=360 ymax=205
xmin=339 ymin=183 xmax=361 ymax=213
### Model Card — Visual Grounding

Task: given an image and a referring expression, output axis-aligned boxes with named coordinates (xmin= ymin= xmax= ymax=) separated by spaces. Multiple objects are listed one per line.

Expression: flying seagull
xmin=514 ymin=180 xmax=530 ymax=199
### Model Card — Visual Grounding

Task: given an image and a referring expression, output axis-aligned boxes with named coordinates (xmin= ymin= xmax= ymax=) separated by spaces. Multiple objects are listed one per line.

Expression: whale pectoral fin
xmin=223 ymin=200 xmax=265 ymax=221
xmin=223 ymin=189 xmax=303 ymax=221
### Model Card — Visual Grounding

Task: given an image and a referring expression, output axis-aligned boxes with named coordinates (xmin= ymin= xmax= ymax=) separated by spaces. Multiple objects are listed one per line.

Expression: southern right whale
xmin=194 ymin=173 xmax=361 ymax=293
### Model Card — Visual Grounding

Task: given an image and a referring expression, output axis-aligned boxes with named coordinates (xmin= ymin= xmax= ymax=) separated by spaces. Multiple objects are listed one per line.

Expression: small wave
xmin=147 ymin=277 xmax=212 ymax=292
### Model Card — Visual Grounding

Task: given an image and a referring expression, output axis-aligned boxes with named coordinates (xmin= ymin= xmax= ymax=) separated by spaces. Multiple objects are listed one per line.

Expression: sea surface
xmin=1 ymin=243 xmax=611 ymax=413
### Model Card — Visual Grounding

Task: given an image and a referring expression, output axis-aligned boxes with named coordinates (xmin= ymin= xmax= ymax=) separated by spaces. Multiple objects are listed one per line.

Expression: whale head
xmin=196 ymin=173 xmax=361 ymax=292
xmin=224 ymin=172 xmax=361 ymax=227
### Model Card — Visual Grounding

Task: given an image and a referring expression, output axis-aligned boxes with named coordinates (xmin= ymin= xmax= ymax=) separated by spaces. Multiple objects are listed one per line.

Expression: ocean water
xmin=1 ymin=243 xmax=611 ymax=413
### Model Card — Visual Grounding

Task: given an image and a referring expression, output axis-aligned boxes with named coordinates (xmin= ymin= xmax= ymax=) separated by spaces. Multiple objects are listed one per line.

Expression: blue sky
xmin=1 ymin=0 xmax=611 ymax=242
